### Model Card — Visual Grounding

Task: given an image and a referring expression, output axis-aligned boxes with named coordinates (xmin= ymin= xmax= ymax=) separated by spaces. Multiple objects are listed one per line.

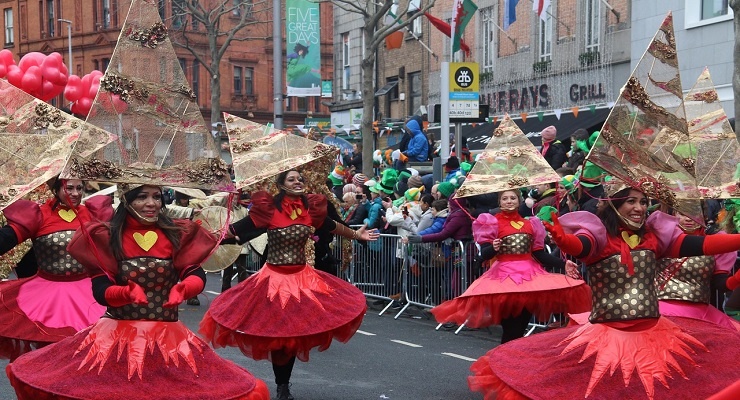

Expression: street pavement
xmin=0 ymin=272 xmax=500 ymax=399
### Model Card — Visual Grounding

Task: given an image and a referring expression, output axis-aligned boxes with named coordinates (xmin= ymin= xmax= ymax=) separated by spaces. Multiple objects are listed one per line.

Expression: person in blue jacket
xmin=402 ymin=119 xmax=429 ymax=162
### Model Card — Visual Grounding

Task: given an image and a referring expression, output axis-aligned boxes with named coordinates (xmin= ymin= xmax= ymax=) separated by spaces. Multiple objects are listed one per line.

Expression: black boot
xmin=276 ymin=383 xmax=294 ymax=400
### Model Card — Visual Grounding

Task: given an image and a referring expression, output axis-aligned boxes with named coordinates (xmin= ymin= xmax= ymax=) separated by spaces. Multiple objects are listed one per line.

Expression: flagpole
xmin=442 ymin=0 xmax=459 ymax=162
xmin=406 ymin=27 xmax=438 ymax=60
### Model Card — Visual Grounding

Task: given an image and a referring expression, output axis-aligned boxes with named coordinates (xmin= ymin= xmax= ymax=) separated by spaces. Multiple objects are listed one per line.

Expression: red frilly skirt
xmin=6 ymin=318 xmax=269 ymax=400
xmin=469 ymin=316 xmax=740 ymax=400
xmin=0 ymin=275 xmax=105 ymax=360
xmin=431 ymin=258 xmax=592 ymax=327
xmin=200 ymin=263 xmax=367 ymax=364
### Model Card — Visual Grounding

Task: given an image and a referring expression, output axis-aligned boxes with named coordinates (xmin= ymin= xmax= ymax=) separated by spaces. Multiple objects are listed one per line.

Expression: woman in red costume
xmin=6 ymin=184 xmax=269 ymax=400
xmin=0 ymin=178 xmax=110 ymax=360
xmin=200 ymin=170 xmax=379 ymax=400
xmin=468 ymin=181 xmax=740 ymax=400
xmin=655 ymin=211 xmax=740 ymax=330
xmin=431 ymin=189 xmax=591 ymax=342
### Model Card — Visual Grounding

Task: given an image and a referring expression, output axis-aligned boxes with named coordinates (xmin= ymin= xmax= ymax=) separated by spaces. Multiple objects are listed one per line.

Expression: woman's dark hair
xmin=598 ymin=188 xmax=646 ymax=237
xmin=431 ymin=199 xmax=448 ymax=212
xmin=420 ymin=194 xmax=434 ymax=207
xmin=293 ymin=43 xmax=309 ymax=57
xmin=275 ymin=170 xmax=309 ymax=211
xmin=109 ymin=186 xmax=182 ymax=260
xmin=49 ymin=177 xmax=85 ymax=209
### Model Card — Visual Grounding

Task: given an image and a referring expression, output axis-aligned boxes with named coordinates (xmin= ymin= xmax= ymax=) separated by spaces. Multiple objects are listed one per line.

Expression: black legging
xmin=272 ymin=355 xmax=297 ymax=385
xmin=500 ymin=310 xmax=532 ymax=344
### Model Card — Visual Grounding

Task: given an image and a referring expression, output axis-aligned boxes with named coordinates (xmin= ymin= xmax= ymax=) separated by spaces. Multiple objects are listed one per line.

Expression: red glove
xmin=703 ymin=233 xmax=740 ymax=256
xmin=163 ymin=275 xmax=205 ymax=308
xmin=543 ymin=212 xmax=584 ymax=256
xmin=726 ymin=270 xmax=740 ymax=291
xmin=104 ymin=281 xmax=148 ymax=307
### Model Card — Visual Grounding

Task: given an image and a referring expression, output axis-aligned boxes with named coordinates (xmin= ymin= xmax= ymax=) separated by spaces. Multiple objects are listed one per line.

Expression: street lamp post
xmin=58 ymin=19 xmax=72 ymax=73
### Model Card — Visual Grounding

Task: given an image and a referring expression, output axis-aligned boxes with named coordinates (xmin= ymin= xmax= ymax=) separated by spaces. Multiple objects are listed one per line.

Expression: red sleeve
xmin=67 ymin=222 xmax=118 ymax=278
xmin=83 ymin=195 xmax=114 ymax=222
xmin=665 ymin=233 xmax=687 ymax=259
xmin=248 ymin=191 xmax=275 ymax=228
xmin=172 ymin=220 xmax=218 ymax=278
xmin=307 ymin=194 xmax=329 ymax=228
xmin=4 ymin=200 xmax=42 ymax=241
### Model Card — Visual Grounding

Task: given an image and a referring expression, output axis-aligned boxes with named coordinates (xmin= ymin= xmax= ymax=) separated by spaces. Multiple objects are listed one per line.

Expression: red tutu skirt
xmin=200 ymin=263 xmax=366 ymax=364
xmin=0 ymin=275 xmax=105 ymax=360
xmin=6 ymin=318 xmax=269 ymax=400
xmin=431 ymin=259 xmax=592 ymax=327
xmin=469 ymin=316 xmax=740 ymax=400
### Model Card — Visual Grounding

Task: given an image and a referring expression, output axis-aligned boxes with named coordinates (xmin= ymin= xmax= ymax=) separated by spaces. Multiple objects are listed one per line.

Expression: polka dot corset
xmin=588 ymin=250 xmax=659 ymax=323
xmin=498 ymin=234 xmax=531 ymax=255
xmin=32 ymin=231 xmax=86 ymax=278
xmin=107 ymin=257 xmax=179 ymax=322
xmin=656 ymin=255 xmax=714 ymax=304
xmin=265 ymin=225 xmax=314 ymax=265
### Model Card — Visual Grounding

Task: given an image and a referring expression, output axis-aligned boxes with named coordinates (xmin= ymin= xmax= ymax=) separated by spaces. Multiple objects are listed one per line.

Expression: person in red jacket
xmin=7 ymin=184 xmax=269 ymax=400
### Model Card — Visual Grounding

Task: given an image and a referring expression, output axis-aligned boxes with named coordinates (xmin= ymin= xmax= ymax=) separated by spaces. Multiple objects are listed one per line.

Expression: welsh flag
xmin=424 ymin=13 xmax=471 ymax=55
xmin=451 ymin=0 xmax=478 ymax=53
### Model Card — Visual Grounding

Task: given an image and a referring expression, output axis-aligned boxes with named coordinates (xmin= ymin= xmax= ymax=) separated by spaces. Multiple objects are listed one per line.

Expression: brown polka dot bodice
xmin=32 ymin=231 xmax=86 ymax=278
xmin=106 ymin=257 xmax=179 ymax=322
xmin=265 ymin=225 xmax=313 ymax=265
xmin=498 ymin=233 xmax=532 ymax=255
xmin=656 ymin=256 xmax=714 ymax=304
xmin=588 ymin=250 xmax=659 ymax=323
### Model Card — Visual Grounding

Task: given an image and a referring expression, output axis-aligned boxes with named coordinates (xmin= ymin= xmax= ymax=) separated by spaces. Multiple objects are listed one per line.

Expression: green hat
xmin=371 ymin=169 xmax=399 ymax=194
xmin=328 ymin=165 xmax=345 ymax=186
xmin=460 ymin=161 xmax=472 ymax=174
xmin=577 ymin=162 xmax=606 ymax=188
xmin=560 ymin=175 xmax=576 ymax=193
xmin=404 ymin=187 xmax=423 ymax=202
xmin=536 ymin=205 xmax=558 ymax=223
xmin=437 ymin=181 xmax=456 ymax=198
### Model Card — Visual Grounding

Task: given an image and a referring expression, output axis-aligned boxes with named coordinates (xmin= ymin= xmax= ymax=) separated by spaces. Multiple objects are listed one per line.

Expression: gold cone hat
xmin=683 ymin=68 xmax=740 ymax=198
xmin=455 ymin=114 xmax=560 ymax=198
xmin=0 ymin=79 xmax=114 ymax=210
xmin=224 ymin=113 xmax=338 ymax=192
xmin=586 ymin=12 xmax=702 ymax=222
xmin=60 ymin=0 xmax=232 ymax=191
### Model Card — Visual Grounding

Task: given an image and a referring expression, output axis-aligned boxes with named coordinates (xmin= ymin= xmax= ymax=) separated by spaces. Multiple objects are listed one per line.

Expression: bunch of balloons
xmin=64 ymin=70 xmax=127 ymax=117
xmin=0 ymin=50 xmax=69 ymax=101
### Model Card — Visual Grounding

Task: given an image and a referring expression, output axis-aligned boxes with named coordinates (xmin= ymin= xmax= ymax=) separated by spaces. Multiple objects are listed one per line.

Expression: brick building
xmin=0 ymin=0 xmax=333 ymax=125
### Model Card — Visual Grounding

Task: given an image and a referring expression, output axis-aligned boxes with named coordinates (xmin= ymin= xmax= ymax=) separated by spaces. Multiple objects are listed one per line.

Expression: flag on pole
xmin=451 ymin=0 xmax=478 ymax=53
xmin=424 ymin=13 xmax=471 ymax=55
xmin=503 ymin=0 xmax=519 ymax=30
xmin=384 ymin=8 xmax=404 ymax=49
xmin=532 ymin=0 xmax=551 ymax=22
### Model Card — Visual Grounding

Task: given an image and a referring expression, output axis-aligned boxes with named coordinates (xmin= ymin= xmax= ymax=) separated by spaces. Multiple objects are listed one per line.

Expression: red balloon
xmin=18 ymin=52 xmax=45 ymax=71
xmin=0 ymin=64 xmax=7 ymax=79
xmin=39 ymin=80 xmax=57 ymax=101
xmin=21 ymin=66 xmax=42 ymax=92
xmin=65 ymin=75 xmax=83 ymax=102
xmin=6 ymin=65 xmax=23 ymax=87
xmin=0 ymin=49 xmax=14 ymax=67
xmin=73 ymin=97 xmax=92 ymax=116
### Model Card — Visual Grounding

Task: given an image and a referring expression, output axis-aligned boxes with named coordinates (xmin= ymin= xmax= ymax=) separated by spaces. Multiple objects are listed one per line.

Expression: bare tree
xmin=327 ymin=0 xmax=436 ymax=174
xmin=168 ymin=0 xmax=271 ymax=129
xmin=732 ymin=0 xmax=740 ymax=136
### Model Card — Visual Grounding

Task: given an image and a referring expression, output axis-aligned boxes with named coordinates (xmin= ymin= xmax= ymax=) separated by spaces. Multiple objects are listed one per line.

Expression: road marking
xmin=391 ymin=340 xmax=422 ymax=348
xmin=442 ymin=352 xmax=477 ymax=362
xmin=205 ymin=290 xmax=221 ymax=295
xmin=356 ymin=330 xmax=376 ymax=336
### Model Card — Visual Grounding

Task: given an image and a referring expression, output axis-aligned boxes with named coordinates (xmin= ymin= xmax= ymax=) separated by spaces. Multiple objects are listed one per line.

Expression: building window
xmin=101 ymin=0 xmax=111 ymax=28
xmin=47 ymin=0 xmax=56 ymax=37
xmin=172 ymin=0 xmax=185 ymax=28
xmin=244 ymin=67 xmax=253 ymax=95
xmin=538 ymin=11 xmax=552 ymax=61
xmin=702 ymin=0 xmax=728 ymax=19
xmin=4 ymin=9 xmax=13 ymax=45
xmin=297 ymin=97 xmax=308 ymax=112
xmin=482 ymin=8 xmax=494 ymax=71
xmin=192 ymin=60 xmax=199 ymax=101
xmin=409 ymin=0 xmax=422 ymax=36
xmin=387 ymin=77 xmax=399 ymax=101
xmin=408 ymin=72 xmax=422 ymax=116
xmin=93 ymin=60 xmax=99 ymax=71
xmin=586 ymin=0 xmax=600 ymax=53
xmin=342 ymin=32 xmax=350 ymax=90
xmin=232 ymin=0 xmax=253 ymax=18
xmin=233 ymin=66 xmax=242 ymax=95
xmin=102 ymin=58 xmax=110 ymax=72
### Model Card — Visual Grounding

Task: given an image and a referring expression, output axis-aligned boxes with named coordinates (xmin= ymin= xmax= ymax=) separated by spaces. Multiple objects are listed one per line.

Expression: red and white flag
xmin=532 ymin=0 xmax=550 ymax=21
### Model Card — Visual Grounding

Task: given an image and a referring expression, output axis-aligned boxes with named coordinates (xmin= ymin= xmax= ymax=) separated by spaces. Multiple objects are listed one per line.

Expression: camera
xmin=355 ymin=194 xmax=363 ymax=200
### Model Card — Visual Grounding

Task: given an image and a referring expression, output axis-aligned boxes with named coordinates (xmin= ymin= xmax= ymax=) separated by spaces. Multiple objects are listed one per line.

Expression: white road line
xmin=391 ymin=339 xmax=422 ymax=348
xmin=442 ymin=352 xmax=477 ymax=362
xmin=355 ymin=330 xmax=376 ymax=336
xmin=205 ymin=290 xmax=221 ymax=295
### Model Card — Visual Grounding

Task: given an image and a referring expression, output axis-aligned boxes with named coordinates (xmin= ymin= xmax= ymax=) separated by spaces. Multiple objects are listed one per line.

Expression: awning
xmin=427 ymin=107 xmax=611 ymax=150
xmin=375 ymin=80 xmax=398 ymax=97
